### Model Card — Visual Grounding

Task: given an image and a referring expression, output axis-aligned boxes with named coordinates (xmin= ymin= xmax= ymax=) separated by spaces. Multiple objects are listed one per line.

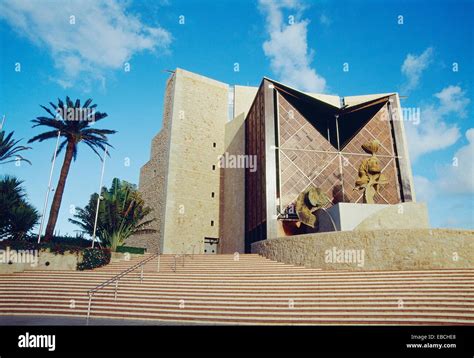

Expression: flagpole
xmin=0 ymin=115 xmax=5 ymax=130
xmin=91 ymin=147 xmax=107 ymax=248
xmin=37 ymin=130 xmax=61 ymax=244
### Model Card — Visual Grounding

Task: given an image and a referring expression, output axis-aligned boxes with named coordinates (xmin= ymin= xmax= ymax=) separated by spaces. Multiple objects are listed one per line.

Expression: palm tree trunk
xmin=44 ymin=140 xmax=74 ymax=241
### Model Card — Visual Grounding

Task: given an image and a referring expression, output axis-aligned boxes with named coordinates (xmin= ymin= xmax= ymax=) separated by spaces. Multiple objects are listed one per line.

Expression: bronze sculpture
xmin=295 ymin=186 xmax=330 ymax=228
xmin=354 ymin=139 xmax=388 ymax=204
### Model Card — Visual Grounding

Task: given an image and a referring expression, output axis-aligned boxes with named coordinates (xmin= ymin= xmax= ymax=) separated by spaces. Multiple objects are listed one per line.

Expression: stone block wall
xmin=161 ymin=69 xmax=228 ymax=254
xmin=219 ymin=113 xmax=246 ymax=254
xmin=252 ymin=229 xmax=474 ymax=271
xmin=126 ymin=75 xmax=175 ymax=253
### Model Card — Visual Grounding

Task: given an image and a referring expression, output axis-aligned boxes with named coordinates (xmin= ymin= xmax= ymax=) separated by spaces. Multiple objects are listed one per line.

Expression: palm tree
xmin=29 ymin=97 xmax=116 ymax=241
xmin=0 ymin=130 xmax=31 ymax=165
xmin=68 ymin=193 xmax=98 ymax=237
xmin=69 ymin=178 xmax=155 ymax=251
xmin=0 ymin=176 xmax=39 ymax=240
xmin=7 ymin=203 xmax=39 ymax=240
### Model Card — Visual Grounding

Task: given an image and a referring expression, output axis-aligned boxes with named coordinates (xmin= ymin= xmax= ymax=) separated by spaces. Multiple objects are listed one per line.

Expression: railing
xmin=85 ymin=252 xmax=159 ymax=324
xmin=171 ymin=243 xmax=197 ymax=272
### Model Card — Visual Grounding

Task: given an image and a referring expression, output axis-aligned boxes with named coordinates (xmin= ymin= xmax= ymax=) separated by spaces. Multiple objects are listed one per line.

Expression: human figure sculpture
xmin=295 ymin=186 xmax=330 ymax=228
xmin=354 ymin=139 xmax=388 ymax=204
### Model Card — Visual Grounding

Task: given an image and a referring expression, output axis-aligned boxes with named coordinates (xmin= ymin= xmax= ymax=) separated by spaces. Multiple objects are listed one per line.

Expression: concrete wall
xmin=0 ymin=249 xmax=82 ymax=273
xmin=234 ymin=85 xmax=258 ymax=119
xmin=355 ymin=202 xmax=429 ymax=230
xmin=219 ymin=113 xmax=246 ymax=253
xmin=344 ymin=93 xmax=394 ymax=107
xmin=317 ymin=202 xmax=430 ymax=232
xmin=126 ymin=74 xmax=175 ymax=253
xmin=306 ymin=93 xmax=340 ymax=107
xmin=252 ymin=229 xmax=474 ymax=271
xmin=162 ymin=69 xmax=228 ymax=254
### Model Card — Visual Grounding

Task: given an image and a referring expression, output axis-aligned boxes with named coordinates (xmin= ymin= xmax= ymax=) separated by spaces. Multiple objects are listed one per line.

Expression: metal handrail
xmin=86 ymin=252 xmax=159 ymax=324
xmin=183 ymin=243 xmax=196 ymax=260
xmin=171 ymin=243 xmax=197 ymax=272
xmin=172 ymin=254 xmax=183 ymax=273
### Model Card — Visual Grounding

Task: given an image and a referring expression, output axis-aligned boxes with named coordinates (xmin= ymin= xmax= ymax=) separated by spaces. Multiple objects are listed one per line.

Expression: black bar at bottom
xmin=0 ymin=325 xmax=472 ymax=356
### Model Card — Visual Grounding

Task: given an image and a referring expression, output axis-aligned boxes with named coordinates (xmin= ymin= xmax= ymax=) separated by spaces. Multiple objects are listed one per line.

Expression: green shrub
xmin=0 ymin=239 xmax=38 ymax=251
xmin=116 ymin=246 xmax=146 ymax=255
xmin=49 ymin=235 xmax=91 ymax=247
xmin=77 ymin=248 xmax=111 ymax=271
xmin=0 ymin=239 xmax=83 ymax=255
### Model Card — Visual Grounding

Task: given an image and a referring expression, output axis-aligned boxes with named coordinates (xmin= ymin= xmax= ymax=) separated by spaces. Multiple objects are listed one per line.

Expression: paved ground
xmin=0 ymin=315 xmax=204 ymax=326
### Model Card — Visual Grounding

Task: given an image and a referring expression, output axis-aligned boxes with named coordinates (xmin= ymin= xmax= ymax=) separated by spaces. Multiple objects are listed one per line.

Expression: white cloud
xmin=405 ymin=85 xmax=470 ymax=161
xmin=413 ymin=175 xmax=436 ymax=202
xmin=401 ymin=47 xmax=433 ymax=93
xmin=258 ymin=0 xmax=327 ymax=93
xmin=434 ymin=85 xmax=470 ymax=117
xmin=406 ymin=105 xmax=460 ymax=161
xmin=437 ymin=128 xmax=474 ymax=194
xmin=0 ymin=0 xmax=172 ymax=88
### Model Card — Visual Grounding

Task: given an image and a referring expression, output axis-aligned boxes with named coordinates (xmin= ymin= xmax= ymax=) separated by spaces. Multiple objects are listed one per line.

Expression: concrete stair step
xmin=2 ymin=281 xmax=473 ymax=291
xmin=2 ymin=303 xmax=473 ymax=317
xmin=2 ymin=292 xmax=473 ymax=303
xmin=1 ymin=254 xmax=472 ymax=325
xmin=2 ymin=276 xmax=473 ymax=284
xmin=2 ymin=297 xmax=473 ymax=310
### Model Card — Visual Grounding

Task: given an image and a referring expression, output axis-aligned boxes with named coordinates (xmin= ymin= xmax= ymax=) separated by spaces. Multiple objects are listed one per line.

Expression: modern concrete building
xmin=128 ymin=68 xmax=420 ymax=255
xmin=127 ymin=69 xmax=258 ymax=254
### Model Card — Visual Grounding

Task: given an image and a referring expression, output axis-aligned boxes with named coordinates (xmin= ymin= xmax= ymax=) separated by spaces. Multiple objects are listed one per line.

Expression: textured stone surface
xmin=126 ymin=74 xmax=175 ymax=253
xmin=130 ymin=69 xmax=259 ymax=254
xmin=161 ymin=69 xmax=228 ymax=254
xmin=0 ymin=249 xmax=81 ymax=273
xmin=252 ymin=229 xmax=474 ymax=271
xmin=219 ymin=113 xmax=246 ymax=253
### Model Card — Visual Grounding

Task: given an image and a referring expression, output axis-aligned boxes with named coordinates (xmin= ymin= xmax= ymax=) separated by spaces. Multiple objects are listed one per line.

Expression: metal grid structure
xmin=277 ymin=92 xmax=402 ymax=213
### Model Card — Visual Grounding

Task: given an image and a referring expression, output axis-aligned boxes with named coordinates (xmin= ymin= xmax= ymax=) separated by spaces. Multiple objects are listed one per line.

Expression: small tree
xmin=69 ymin=178 xmax=155 ymax=251
xmin=0 ymin=176 xmax=39 ymax=240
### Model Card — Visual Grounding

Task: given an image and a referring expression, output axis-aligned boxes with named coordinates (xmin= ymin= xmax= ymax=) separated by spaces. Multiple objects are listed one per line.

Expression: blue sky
xmin=0 ymin=0 xmax=472 ymax=236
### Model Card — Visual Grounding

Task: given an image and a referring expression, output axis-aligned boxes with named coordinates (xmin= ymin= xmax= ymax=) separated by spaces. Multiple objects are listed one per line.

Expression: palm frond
xmin=54 ymin=139 xmax=68 ymax=159
xmin=0 ymin=131 xmax=31 ymax=165
xmin=40 ymin=104 xmax=57 ymax=119
xmin=28 ymin=130 xmax=61 ymax=144
xmin=31 ymin=117 xmax=62 ymax=130
xmin=65 ymin=96 xmax=74 ymax=109
xmin=83 ymin=99 xmax=93 ymax=108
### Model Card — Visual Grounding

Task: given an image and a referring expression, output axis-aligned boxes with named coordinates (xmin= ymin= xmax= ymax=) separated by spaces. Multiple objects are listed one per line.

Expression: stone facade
xmin=219 ymin=113 xmax=246 ymax=254
xmin=161 ymin=69 xmax=228 ymax=254
xmin=252 ymin=229 xmax=474 ymax=271
xmin=130 ymin=69 xmax=258 ymax=254
xmin=126 ymin=74 xmax=175 ymax=253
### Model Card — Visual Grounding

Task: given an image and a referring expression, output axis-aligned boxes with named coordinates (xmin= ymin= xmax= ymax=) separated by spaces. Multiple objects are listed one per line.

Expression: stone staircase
xmin=0 ymin=253 xmax=473 ymax=325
